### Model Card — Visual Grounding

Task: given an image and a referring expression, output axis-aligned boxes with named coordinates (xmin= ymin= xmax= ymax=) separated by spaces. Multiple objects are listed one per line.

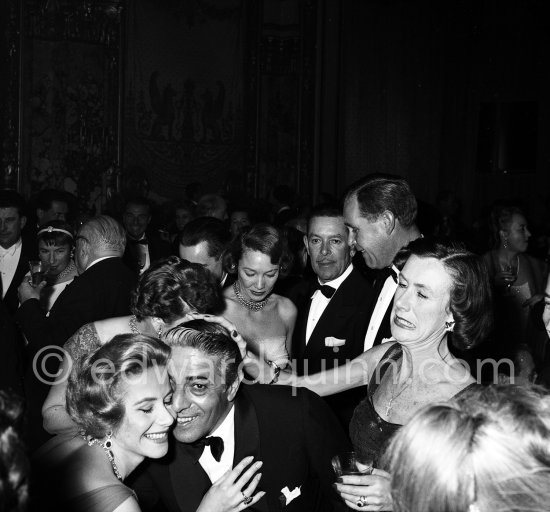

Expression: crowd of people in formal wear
xmin=1 ymin=176 xmax=550 ymax=512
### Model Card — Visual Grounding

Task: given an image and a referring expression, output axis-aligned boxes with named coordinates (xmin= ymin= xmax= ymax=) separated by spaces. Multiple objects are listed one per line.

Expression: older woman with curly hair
xmin=42 ymin=256 xmax=223 ymax=435
xmin=33 ymin=334 xmax=263 ymax=512
xmin=383 ymin=384 xmax=550 ymax=512
xmin=274 ymin=238 xmax=493 ymax=510
xmin=222 ymin=223 xmax=297 ymax=379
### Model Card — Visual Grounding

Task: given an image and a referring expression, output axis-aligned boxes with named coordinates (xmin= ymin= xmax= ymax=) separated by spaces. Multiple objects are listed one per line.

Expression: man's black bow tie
xmin=381 ymin=266 xmax=399 ymax=283
xmin=315 ymin=283 xmax=336 ymax=299
xmin=191 ymin=436 xmax=224 ymax=462
xmin=128 ymin=237 xmax=148 ymax=245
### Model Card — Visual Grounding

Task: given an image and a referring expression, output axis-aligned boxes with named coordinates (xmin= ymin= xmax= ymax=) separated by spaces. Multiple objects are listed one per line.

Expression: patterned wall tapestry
xmin=124 ymin=0 xmax=245 ymax=199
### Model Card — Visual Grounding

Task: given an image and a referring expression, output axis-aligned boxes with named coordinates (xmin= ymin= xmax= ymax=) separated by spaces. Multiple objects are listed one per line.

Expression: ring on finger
xmin=241 ymin=491 xmax=253 ymax=505
xmin=356 ymin=496 xmax=368 ymax=508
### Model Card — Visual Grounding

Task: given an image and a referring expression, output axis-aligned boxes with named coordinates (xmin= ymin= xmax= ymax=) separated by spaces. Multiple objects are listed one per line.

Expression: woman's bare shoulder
xmin=274 ymin=294 xmax=297 ymax=317
xmin=94 ymin=316 xmax=132 ymax=342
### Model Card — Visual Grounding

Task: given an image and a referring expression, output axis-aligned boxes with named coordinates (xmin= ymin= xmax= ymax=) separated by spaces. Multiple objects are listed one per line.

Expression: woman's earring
xmin=503 ymin=237 xmax=508 ymax=249
xmin=445 ymin=321 xmax=455 ymax=332
xmin=103 ymin=431 xmax=114 ymax=450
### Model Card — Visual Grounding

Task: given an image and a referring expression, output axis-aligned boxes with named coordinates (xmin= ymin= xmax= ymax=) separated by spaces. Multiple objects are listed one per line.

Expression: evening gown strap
xmin=349 ymin=343 xmax=403 ymax=464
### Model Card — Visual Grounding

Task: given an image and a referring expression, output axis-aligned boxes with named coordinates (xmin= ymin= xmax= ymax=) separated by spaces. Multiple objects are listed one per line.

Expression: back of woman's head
xmin=223 ymin=223 xmax=293 ymax=277
xmin=131 ymin=256 xmax=224 ymax=321
xmin=383 ymin=385 xmax=550 ymax=512
xmin=397 ymin=238 xmax=493 ymax=350
xmin=66 ymin=334 xmax=170 ymax=438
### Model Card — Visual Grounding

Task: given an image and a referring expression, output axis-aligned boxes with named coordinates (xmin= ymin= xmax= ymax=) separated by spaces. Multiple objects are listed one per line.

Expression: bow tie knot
xmin=191 ymin=436 xmax=224 ymax=462
xmin=315 ymin=283 xmax=336 ymax=299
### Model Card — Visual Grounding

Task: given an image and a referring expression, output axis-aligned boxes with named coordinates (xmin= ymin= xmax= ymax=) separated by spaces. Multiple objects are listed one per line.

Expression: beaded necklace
xmin=233 ymin=281 xmax=269 ymax=311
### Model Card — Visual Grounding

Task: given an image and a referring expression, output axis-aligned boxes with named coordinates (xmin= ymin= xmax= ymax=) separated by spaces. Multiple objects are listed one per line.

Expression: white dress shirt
xmin=199 ymin=405 xmax=235 ymax=483
xmin=363 ymin=265 xmax=400 ymax=351
xmin=306 ymin=263 xmax=354 ymax=344
xmin=0 ymin=238 xmax=22 ymax=298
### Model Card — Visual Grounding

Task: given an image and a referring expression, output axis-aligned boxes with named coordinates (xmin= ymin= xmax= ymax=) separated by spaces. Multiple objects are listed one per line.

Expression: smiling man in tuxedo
xmin=291 ymin=205 xmax=373 ymax=429
xmin=130 ymin=320 xmax=349 ymax=512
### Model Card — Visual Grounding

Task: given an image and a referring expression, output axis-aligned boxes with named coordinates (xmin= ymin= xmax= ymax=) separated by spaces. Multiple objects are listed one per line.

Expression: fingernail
xmin=255 ymin=461 xmax=263 ymax=467
xmin=256 ymin=472 xmax=262 ymax=479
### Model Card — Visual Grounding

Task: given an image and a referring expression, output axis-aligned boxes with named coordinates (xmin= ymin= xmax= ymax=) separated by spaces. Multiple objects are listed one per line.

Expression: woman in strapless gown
xmin=222 ymin=224 xmax=297 ymax=382
xmin=42 ymin=256 xmax=223 ymax=435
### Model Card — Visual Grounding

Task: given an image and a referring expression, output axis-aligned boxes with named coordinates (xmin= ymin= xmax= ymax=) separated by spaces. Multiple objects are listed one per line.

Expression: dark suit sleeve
xmin=127 ymin=463 xmax=164 ymax=512
xmin=16 ymin=261 xmax=135 ymax=356
xmin=300 ymin=389 xmax=352 ymax=512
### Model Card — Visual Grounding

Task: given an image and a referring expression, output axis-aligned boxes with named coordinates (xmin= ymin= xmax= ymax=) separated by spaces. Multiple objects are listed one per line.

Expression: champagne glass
xmin=500 ymin=261 xmax=518 ymax=292
xmin=332 ymin=451 xmax=374 ymax=478
xmin=28 ymin=260 xmax=49 ymax=286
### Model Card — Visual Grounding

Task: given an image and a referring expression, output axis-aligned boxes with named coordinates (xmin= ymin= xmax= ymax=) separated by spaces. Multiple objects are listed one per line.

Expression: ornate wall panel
xmin=3 ymin=0 xmax=123 ymax=214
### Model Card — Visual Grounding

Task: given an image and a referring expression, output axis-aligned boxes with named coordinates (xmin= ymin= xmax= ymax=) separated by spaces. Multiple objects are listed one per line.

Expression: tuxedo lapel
xmin=170 ymin=442 xmax=212 ymax=512
xmin=234 ymin=391 xmax=269 ymax=512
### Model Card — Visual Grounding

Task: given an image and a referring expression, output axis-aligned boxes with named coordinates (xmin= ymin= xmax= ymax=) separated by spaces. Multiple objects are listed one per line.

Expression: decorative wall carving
xmin=3 ymin=0 xmax=123 ymax=214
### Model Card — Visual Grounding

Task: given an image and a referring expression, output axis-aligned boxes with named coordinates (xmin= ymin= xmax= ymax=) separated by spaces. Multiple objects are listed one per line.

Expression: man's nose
xmin=320 ymin=241 xmax=331 ymax=255
xmin=171 ymin=388 xmax=190 ymax=412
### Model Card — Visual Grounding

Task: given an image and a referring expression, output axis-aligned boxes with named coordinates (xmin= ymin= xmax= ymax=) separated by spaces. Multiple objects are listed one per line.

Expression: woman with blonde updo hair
xmin=383 ymin=384 xmax=550 ymax=512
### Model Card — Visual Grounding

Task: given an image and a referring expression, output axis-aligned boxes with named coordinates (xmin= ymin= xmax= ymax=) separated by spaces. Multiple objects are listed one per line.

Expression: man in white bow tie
xmin=130 ymin=320 xmax=350 ymax=512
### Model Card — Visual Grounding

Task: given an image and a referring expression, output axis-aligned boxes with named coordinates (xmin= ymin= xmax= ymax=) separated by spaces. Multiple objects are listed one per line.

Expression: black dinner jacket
xmin=123 ymin=231 xmax=172 ymax=275
xmin=292 ymin=267 xmax=373 ymax=375
xmin=130 ymin=385 xmax=350 ymax=512
xmin=2 ymin=237 xmax=35 ymax=316
xmin=16 ymin=256 xmax=136 ymax=451
xmin=16 ymin=256 xmax=136 ymax=356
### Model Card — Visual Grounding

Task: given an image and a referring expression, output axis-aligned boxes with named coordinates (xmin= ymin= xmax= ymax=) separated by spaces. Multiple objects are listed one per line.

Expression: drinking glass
xmin=332 ymin=451 xmax=373 ymax=477
xmin=500 ymin=261 xmax=518 ymax=292
xmin=28 ymin=260 xmax=49 ymax=286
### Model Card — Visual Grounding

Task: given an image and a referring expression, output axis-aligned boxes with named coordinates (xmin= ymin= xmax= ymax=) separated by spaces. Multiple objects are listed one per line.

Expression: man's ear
xmin=303 ymin=234 xmax=310 ymax=256
xmin=36 ymin=208 xmax=44 ymax=221
xmin=381 ymin=211 xmax=396 ymax=236
xmin=226 ymin=375 xmax=241 ymax=403
xmin=20 ymin=215 xmax=27 ymax=230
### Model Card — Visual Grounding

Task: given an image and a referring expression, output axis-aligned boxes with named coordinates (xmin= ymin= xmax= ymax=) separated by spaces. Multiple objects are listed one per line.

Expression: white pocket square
xmin=280 ymin=485 xmax=301 ymax=505
xmin=325 ymin=336 xmax=346 ymax=347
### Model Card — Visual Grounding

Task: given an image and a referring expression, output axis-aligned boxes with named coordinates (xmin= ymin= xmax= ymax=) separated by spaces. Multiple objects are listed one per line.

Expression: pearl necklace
xmin=80 ymin=431 xmax=123 ymax=481
xmin=48 ymin=260 xmax=77 ymax=284
xmin=233 ymin=281 xmax=269 ymax=311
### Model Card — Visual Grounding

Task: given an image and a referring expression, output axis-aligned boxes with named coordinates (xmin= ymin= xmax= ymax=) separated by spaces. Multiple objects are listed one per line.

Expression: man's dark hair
xmin=124 ymin=196 xmax=151 ymax=212
xmin=0 ymin=191 xmax=26 ymax=217
xmin=179 ymin=217 xmax=230 ymax=259
xmin=344 ymin=173 xmax=417 ymax=228
xmin=163 ymin=319 xmax=242 ymax=386
xmin=306 ymin=204 xmax=344 ymax=233
xmin=36 ymin=189 xmax=68 ymax=212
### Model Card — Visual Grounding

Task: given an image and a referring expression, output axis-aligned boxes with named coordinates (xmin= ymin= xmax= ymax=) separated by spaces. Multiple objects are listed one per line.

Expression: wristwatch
xmin=266 ymin=360 xmax=281 ymax=384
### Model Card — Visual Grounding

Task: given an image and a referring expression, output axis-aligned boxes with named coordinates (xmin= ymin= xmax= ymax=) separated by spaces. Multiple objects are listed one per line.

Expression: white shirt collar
xmin=199 ymin=405 xmax=235 ymax=483
xmin=85 ymin=255 xmax=117 ymax=271
xmin=316 ymin=262 xmax=353 ymax=292
xmin=0 ymin=238 xmax=22 ymax=257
